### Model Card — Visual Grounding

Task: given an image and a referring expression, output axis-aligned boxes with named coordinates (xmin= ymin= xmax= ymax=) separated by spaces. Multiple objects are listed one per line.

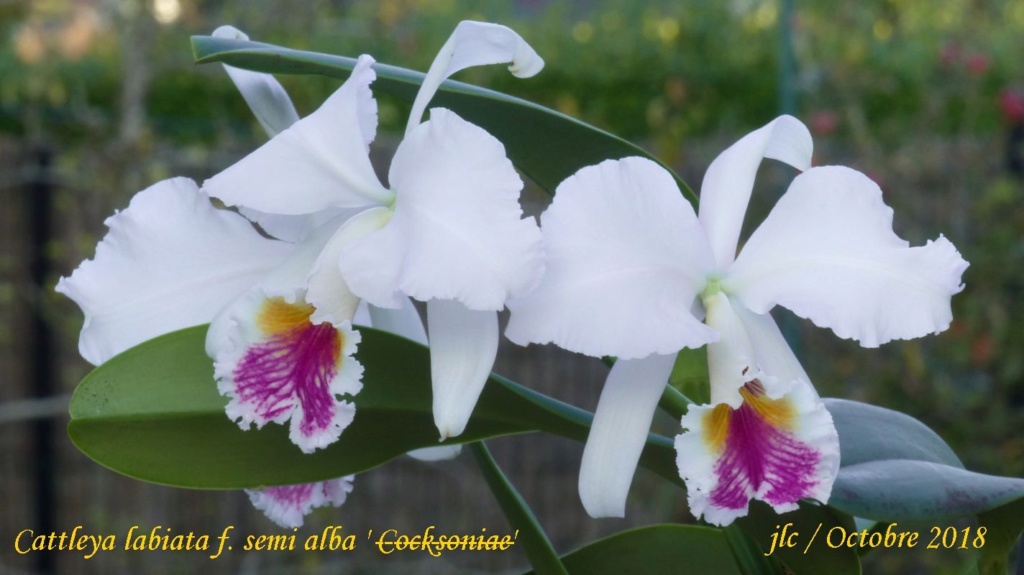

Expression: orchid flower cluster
xmin=58 ymin=21 xmax=968 ymax=532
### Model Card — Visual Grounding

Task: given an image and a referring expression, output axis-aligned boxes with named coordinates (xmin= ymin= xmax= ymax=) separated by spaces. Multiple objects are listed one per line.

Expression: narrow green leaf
xmin=976 ymin=496 xmax=1024 ymax=575
xmin=831 ymin=460 xmax=1024 ymax=521
xmin=825 ymin=398 xmax=963 ymax=468
xmin=68 ymin=325 xmax=681 ymax=489
xmin=189 ymin=35 xmax=696 ymax=202
xmin=470 ymin=442 xmax=567 ymax=575
xmin=523 ymin=525 xmax=742 ymax=575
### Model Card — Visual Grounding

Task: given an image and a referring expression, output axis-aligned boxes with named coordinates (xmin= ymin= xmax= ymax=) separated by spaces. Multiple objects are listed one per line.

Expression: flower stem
xmin=659 ymin=385 xmax=693 ymax=420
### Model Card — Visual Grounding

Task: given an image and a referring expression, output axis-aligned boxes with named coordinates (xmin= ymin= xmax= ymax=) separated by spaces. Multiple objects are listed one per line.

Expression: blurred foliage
xmin=2 ymin=1 xmax=1023 ymax=574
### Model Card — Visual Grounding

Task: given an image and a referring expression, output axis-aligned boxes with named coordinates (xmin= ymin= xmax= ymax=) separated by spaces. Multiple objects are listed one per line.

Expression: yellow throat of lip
xmin=257 ymin=297 xmax=315 ymax=335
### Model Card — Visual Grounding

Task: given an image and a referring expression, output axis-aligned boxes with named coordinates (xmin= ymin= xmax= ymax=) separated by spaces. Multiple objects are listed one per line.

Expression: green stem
xmin=469 ymin=442 xmax=569 ymax=575
xmin=659 ymin=385 xmax=693 ymax=420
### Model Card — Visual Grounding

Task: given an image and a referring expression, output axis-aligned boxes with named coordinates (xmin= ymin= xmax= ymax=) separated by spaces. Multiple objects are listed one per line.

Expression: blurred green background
xmin=0 ymin=0 xmax=1022 ymax=573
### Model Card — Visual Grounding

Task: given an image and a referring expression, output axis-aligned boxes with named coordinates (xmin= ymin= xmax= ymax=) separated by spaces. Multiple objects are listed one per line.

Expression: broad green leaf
xmin=190 ymin=35 xmax=696 ymax=202
xmin=976 ymin=496 xmax=1024 ymax=575
xmin=824 ymin=398 xmax=1024 ymax=527
xmin=523 ymin=525 xmax=742 ymax=575
xmin=830 ymin=460 xmax=1024 ymax=521
xmin=825 ymin=398 xmax=963 ymax=468
xmin=69 ymin=325 xmax=681 ymax=489
xmin=470 ymin=442 xmax=567 ymax=575
xmin=734 ymin=501 xmax=861 ymax=575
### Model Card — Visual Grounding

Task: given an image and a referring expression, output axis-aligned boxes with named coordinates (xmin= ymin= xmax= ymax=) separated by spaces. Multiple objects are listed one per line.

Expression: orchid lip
xmin=217 ymin=295 xmax=364 ymax=453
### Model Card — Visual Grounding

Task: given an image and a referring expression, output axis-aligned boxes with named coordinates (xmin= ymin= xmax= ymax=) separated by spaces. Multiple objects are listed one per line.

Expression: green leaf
xmin=976 ymin=496 xmax=1024 ymax=575
xmin=830 ymin=460 xmax=1024 ymax=521
xmin=523 ymin=525 xmax=742 ymax=575
xmin=668 ymin=347 xmax=709 ymax=406
xmin=824 ymin=398 xmax=1024 ymax=524
xmin=724 ymin=522 xmax=783 ymax=575
xmin=825 ymin=398 xmax=963 ymax=468
xmin=69 ymin=325 xmax=681 ymax=489
xmin=470 ymin=442 xmax=567 ymax=575
xmin=734 ymin=501 xmax=861 ymax=575
xmin=189 ymin=35 xmax=696 ymax=202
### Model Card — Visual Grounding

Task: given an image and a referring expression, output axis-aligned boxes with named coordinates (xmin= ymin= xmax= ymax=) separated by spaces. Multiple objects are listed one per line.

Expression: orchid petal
xmin=238 ymin=205 xmax=363 ymax=244
xmin=506 ymin=157 xmax=717 ymax=359
xmin=676 ymin=379 xmax=839 ymax=526
xmin=368 ymin=298 xmax=453 ymax=460
xmin=407 ymin=445 xmax=463 ymax=461
xmin=306 ymin=207 xmax=390 ymax=326
xmin=213 ymin=25 xmax=300 ymax=137
xmin=698 ymin=115 xmax=812 ymax=268
xmin=703 ymin=293 xmax=760 ymax=408
xmin=340 ymin=108 xmax=542 ymax=310
xmin=202 ymin=214 xmax=351 ymax=359
xmin=352 ymin=301 xmax=372 ymax=327
xmin=368 ymin=299 xmax=427 ymax=346
xmin=212 ymin=293 xmax=363 ymax=453
xmin=579 ymin=353 xmax=677 ymax=518
xmin=204 ymin=55 xmax=392 ymax=214
xmin=406 ymin=20 xmax=543 ymax=133
xmin=426 ymin=300 xmax=498 ymax=440
xmin=727 ymin=166 xmax=969 ymax=348
xmin=55 ymin=178 xmax=292 ymax=365
xmin=246 ymin=476 xmax=354 ymax=528
xmin=731 ymin=304 xmax=813 ymax=391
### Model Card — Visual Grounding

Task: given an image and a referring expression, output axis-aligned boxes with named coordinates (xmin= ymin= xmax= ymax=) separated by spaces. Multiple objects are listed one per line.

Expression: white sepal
xmin=578 ymin=353 xmax=677 ymax=518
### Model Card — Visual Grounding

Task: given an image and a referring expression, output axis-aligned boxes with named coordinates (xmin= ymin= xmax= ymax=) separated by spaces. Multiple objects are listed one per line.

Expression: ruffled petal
xmin=676 ymin=378 xmax=839 ymax=526
xmin=306 ymin=207 xmax=390 ymax=326
xmin=213 ymin=25 xmax=300 ymax=137
xmin=579 ymin=353 xmax=677 ymax=518
xmin=55 ymin=178 xmax=293 ymax=365
xmin=698 ymin=115 xmax=812 ymax=269
xmin=406 ymin=20 xmax=543 ymax=132
xmin=204 ymin=55 xmax=392 ymax=215
xmin=727 ymin=166 xmax=969 ymax=348
xmin=426 ymin=300 xmax=498 ymax=439
xmin=246 ymin=476 xmax=354 ymax=528
xmin=340 ymin=108 xmax=542 ymax=310
xmin=506 ymin=157 xmax=717 ymax=360
xmin=212 ymin=293 xmax=364 ymax=453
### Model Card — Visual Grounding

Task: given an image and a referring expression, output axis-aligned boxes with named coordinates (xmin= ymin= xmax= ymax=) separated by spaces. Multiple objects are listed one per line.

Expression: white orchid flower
xmin=57 ymin=25 xmax=471 ymax=528
xmin=59 ymin=22 xmax=534 ymax=454
xmin=246 ymin=476 xmax=355 ymax=529
xmin=506 ymin=115 xmax=969 ymax=525
xmin=56 ymin=173 xmax=368 ymax=454
xmin=202 ymin=21 xmax=545 ymax=442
